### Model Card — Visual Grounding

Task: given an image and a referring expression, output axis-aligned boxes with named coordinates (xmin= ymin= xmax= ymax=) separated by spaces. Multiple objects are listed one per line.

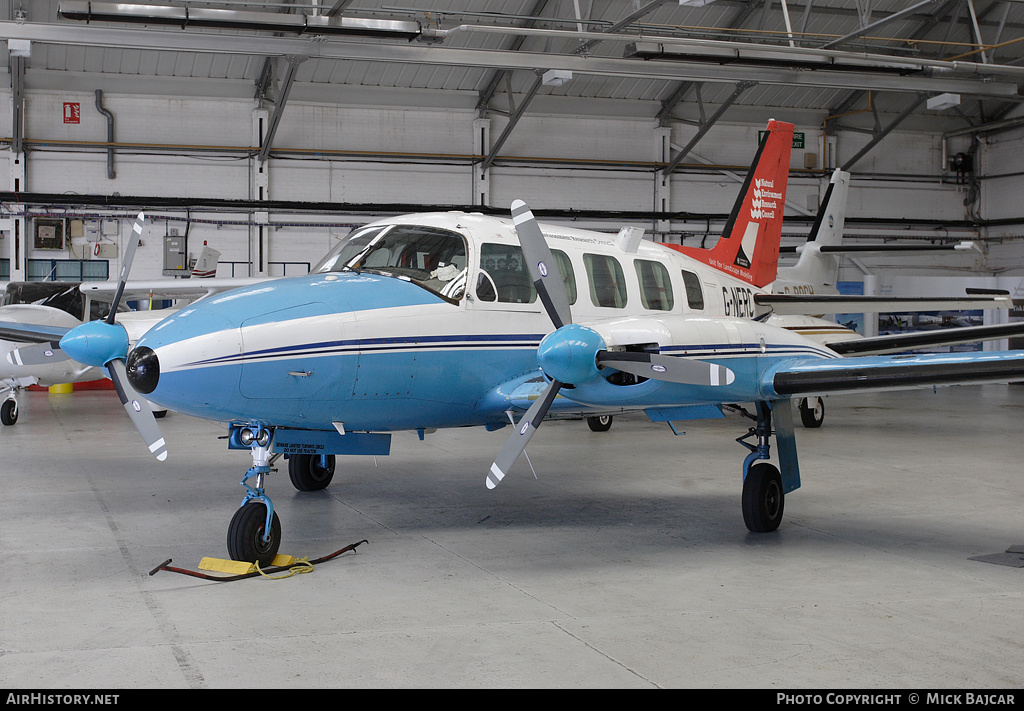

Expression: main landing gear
xmin=1 ymin=385 xmax=20 ymax=426
xmin=735 ymin=401 xmax=799 ymax=533
xmin=1 ymin=397 xmax=17 ymax=426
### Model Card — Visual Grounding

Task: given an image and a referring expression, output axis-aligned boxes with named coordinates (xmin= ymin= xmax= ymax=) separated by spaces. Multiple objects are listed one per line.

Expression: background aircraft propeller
xmin=486 ymin=201 xmax=734 ymax=489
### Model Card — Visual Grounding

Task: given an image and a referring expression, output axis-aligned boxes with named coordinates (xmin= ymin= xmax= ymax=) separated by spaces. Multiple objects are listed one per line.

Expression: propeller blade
xmin=486 ymin=379 xmax=561 ymax=489
xmin=597 ymin=351 xmax=735 ymax=386
xmin=510 ymin=200 xmax=572 ymax=330
xmin=107 ymin=358 xmax=168 ymax=461
xmin=8 ymin=342 xmax=70 ymax=366
xmin=105 ymin=212 xmax=145 ymax=324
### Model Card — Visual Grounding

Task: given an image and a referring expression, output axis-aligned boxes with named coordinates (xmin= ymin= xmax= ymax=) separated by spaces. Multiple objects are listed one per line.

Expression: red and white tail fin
xmin=667 ymin=119 xmax=794 ymax=288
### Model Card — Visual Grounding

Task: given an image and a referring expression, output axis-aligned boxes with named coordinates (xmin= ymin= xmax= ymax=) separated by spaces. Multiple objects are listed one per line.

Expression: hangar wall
xmin=2 ymin=89 xmax=1021 ymax=282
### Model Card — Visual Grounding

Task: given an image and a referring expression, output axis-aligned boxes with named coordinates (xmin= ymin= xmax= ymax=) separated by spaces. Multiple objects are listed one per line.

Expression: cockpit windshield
xmin=314 ymin=224 xmax=468 ymax=301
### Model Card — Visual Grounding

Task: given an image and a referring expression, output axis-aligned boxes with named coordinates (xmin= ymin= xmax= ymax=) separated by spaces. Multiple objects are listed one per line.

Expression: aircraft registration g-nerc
xmin=14 ymin=120 xmax=1024 ymax=565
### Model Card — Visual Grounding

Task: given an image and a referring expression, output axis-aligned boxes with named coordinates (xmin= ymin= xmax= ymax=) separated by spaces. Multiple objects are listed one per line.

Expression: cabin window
xmin=316 ymin=224 xmax=468 ymax=301
xmin=551 ymin=249 xmax=577 ymax=305
xmin=634 ymin=259 xmax=674 ymax=311
xmin=476 ymin=243 xmax=537 ymax=304
xmin=681 ymin=269 xmax=705 ymax=310
xmin=584 ymin=253 xmax=627 ymax=309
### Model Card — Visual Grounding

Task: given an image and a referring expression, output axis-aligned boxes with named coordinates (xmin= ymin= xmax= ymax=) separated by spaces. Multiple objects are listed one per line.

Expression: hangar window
xmin=317 ymin=224 xmax=468 ymax=301
xmin=584 ymin=254 xmax=627 ymax=309
xmin=634 ymin=259 xmax=674 ymax=311
xmin=681 ymin=269 xmax=704 ymax=310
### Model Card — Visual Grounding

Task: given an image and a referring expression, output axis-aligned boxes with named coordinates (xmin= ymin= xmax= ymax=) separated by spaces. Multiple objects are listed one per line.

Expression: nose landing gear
xmin=227 ymin=426 xmax=282 ymax=566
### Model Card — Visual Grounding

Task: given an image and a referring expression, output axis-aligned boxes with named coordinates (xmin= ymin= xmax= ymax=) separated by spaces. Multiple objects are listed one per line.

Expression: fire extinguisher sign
xmin=63 ymin=102 xmax=80 ymax=124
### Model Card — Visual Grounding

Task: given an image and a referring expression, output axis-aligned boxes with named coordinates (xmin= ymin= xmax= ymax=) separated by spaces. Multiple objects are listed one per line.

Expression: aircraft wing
xmin=827 ymin=321 xmax=1024 ymax=356
xmin=755 ymin=292 xmax=1011 ymax=315
xmin=780 ymin=242 xmax=979 ymax=256
xmin=764 ymin=350 xmax=1024 ymax=399
xmin=0 ymin=321 xmax=71 ymax=344
xmin=80 ymin=277 xmax=271 ymax=303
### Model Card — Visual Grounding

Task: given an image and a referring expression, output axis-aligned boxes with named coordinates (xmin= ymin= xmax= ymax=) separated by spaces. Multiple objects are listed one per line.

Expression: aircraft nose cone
xmin=126 ymin=346 xmax=160 ymax=394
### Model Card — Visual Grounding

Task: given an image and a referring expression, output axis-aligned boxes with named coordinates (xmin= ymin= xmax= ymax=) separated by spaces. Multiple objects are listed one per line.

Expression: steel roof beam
xmin=475 ymin=0 xmax=552 ymax=116
xmin=257 ymin=55 xmax=306 ymax=162
xmin=574 ymin=0 xmax=672 ymax=55
xmin=480 ymin=72 xmax=544 ymax=171
xmin=661 ymin=81 xmax=755 ymax=175
xmin=841 ymin=94 xmax=929 ymax=171
xmin=821 ymin=0 xmax=945 ymax=50
xmin=3 ymin=21 xmax=1020 ymax=98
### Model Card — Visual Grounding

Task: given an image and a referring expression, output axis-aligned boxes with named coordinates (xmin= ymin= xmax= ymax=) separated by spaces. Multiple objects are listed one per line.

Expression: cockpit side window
xmin=331 ymin=224 xmax=468 ymax=301
xmin=476 ymin=243 xmax=537 ymax=304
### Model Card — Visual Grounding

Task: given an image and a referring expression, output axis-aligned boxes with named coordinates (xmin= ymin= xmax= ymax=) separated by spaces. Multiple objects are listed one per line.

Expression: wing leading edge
xmin=763 ymin=350 xmax=1024 ymax=399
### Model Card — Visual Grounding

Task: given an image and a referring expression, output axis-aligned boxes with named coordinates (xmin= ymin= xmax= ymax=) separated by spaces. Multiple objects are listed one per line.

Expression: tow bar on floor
xmin=148 ymin=539 xmax=368 ymax=582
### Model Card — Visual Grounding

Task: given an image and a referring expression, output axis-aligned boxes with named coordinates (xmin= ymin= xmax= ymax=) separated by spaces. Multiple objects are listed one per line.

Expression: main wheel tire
xmin=587 ymin=415 xmax=613 ymax=432
xmin=742 ymin=462 xmax=785 ymax=533
xmin=1 ymin=399 xmax=18 ymax=426
xmin=226 ymin=502 xmax=281 ymax=566
xmin=798 ymin=397 xmax=825 ymax=428
xmin=288 ymin=453 xmax=336 ymax=491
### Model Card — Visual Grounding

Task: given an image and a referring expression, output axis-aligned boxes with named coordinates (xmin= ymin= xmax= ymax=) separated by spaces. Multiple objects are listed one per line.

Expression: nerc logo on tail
xmin=668 ymin=119 xmax=795 ymax=288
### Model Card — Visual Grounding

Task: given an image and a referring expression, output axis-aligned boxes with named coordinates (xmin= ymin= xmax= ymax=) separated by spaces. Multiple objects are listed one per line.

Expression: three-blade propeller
xmin=486 ymin=201 xmax=733 ymax=489
xmin=53 ymin=212 xmax=168 ymax=461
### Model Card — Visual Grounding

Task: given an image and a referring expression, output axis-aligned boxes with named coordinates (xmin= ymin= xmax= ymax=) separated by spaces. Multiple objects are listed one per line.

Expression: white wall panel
xmin=1 ymin=90 xmax=1020 ymax=284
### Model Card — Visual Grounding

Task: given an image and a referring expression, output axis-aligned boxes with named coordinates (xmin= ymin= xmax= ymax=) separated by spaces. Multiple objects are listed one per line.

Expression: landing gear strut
xmin=227 ymin=426 xmax=282 ymax=566
xmin=735 ymin=401 xmax=796 ymax=533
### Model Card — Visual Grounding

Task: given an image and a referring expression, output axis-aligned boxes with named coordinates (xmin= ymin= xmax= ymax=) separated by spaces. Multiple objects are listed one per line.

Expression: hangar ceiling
xmin=3 ymin=0 xmax=1024 ymax=148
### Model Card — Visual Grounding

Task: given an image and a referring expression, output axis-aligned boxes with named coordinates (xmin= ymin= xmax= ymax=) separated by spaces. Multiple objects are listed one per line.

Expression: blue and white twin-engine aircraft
xmin=22 ymin=120 xmax=1024 ymax=564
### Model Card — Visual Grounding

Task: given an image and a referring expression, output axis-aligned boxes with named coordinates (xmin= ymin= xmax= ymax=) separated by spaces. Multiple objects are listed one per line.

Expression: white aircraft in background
xmin=761 ymin=168 xmax=1017 ymax=427
xmin=0 ymin=244 xmax=262 ymax=425
xmin=7 ymin=119 xmax=1024 ymax=566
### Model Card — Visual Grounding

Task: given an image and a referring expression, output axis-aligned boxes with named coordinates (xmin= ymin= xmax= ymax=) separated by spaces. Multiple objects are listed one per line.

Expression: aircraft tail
xmin=667 ymin=119 xmax=794 ymax=288
xmin=192 ymin=244 xmax=221 ymax=278
xmin=782 ymin=168 xmax=849 ymax=289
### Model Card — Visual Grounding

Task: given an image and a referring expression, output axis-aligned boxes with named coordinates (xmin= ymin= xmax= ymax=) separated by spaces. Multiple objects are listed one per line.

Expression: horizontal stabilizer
xmin=780 ymin=242 xmax=978 ymax=255
xmin=756 ymin=293 xmax=1011 ymax=315
xmin=767 ymin=350 xmax=1024 ymax=398
xmin=828 ymin=321 xmax=1024 ymax=356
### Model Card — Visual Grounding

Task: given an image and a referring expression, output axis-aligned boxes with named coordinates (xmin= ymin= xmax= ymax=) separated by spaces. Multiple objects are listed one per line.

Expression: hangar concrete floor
xmin=1 ymin=383 xmax=1022 ymax=689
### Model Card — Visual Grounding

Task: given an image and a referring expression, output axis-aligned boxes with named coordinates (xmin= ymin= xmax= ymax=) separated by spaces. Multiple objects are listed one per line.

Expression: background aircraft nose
xmin=126 ymin=346 xmax=160 ymax=394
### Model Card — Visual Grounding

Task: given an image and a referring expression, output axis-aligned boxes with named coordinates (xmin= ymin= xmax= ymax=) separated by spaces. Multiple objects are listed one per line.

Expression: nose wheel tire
xmin=288 ymin=453 xmax=336 ymax=491
xmin=1 ymin=399 xmax=18 ymax=426
xmin=742 ymin=462 xmax=785 ymax=533
xmin=587 ymin=414 xmax=613 ymax=432
xmin=227 ymin=502 xmax=281 ymax=566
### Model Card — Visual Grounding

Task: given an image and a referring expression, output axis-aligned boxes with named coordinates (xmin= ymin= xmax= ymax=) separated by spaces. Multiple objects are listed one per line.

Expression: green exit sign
xmin=760 ymin=130 xmax=805 ymax=149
